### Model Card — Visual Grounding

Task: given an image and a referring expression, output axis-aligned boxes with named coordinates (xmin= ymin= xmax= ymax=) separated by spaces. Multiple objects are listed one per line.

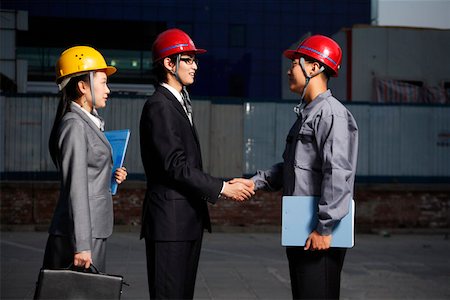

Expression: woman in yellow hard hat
xmin=42 ymin=46 xmax=127 ymax=273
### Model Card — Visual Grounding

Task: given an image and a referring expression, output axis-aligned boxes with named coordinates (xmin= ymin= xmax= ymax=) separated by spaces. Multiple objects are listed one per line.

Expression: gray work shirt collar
xmin=300 ymin=89 xmax=332 ymax=119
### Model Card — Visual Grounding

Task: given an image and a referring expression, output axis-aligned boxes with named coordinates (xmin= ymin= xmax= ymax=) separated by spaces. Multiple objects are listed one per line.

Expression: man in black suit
xmin=139 ymin=28 xmax=255 ymax=299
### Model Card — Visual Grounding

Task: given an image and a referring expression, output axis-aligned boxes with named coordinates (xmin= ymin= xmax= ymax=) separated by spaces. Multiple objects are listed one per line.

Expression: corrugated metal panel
xmin=400 ymin=106 xmax=433 ymax=176
xmin=347 ymin=105 xmax=370 ymax=176
xmin=192 ymin=100 xmax=212 ymax=173
xmin=369 ymin=106 xmax=402 ymax=175
xmin=0 ymin=96 xmax=5 ymax=173
xmin=41 ymin=96 xmax=58 ymax=171
xmin=209 ymin=103 xmax=243 ymax=178
xmin=431 ymin=106 xmax=450 ymax=176
xmin=1 ymin=95 xmax=449 ymax=180
xmin=0 ymin=30 xmax=15 ymax=60
xmin=5 ymin=96 xmax=42 ymax=171
xmin=102 ymin=97 xmax=146 ymax=175
xmin=243 ymin=102 xmax=277 ymax=174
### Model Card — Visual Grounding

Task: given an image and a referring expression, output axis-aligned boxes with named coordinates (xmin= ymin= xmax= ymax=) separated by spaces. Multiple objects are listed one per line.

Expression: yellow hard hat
xmin=55 ymin=46 xmax=116 ymax=83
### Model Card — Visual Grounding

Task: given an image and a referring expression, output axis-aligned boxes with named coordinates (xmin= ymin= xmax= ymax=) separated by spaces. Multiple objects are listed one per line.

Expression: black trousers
xmin=145 ymin=236 xmax=203 ymax=299
xmin=286 ymin=247 xmax=346 ymax=299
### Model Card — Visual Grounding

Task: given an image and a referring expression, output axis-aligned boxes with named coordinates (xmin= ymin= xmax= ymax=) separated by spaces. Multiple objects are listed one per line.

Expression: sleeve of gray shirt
xmin=315 ymin=112 xmax=357 ymax=235
xmin=251 ymin=162 xmax=284 ymax=192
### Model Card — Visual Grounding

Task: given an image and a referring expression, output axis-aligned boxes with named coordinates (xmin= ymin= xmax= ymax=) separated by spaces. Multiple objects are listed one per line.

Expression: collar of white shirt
xmin=72 ymin=101 xmax=103 ymax=130
xmin=160 ymin=83 xmax=192 ymax=123
xmin=161 ymin=83 xmax=184 ymax=106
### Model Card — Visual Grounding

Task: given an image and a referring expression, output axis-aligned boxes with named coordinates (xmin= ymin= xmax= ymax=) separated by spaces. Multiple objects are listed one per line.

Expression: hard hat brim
xmin=104 ymin=66 xmax=117 ymax=76
xmin=153 ymin=48 xmax=207 ymax=64
xmin=283 ymin=50 xmax=300 ymax=60
xmin=56 ymin=66 xmax=117 ymax=83
xmin=194 ymin=48 xmax=207 ymax=55
xmin=178 ymin=48 xmax=207 ymax=56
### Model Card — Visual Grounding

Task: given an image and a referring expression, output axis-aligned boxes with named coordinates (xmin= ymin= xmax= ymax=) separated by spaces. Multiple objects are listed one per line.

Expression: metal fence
xmin=1 ymin=95 xmax=449 ymax=182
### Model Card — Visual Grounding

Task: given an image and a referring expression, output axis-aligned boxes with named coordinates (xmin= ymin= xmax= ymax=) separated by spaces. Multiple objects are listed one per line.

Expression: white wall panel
xmin=352 ymin=27 xmax=388 ymax=101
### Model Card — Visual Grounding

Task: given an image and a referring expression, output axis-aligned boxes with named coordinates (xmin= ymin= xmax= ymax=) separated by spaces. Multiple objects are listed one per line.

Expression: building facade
xmin=1 ymin=0 xmax=371 ymax=98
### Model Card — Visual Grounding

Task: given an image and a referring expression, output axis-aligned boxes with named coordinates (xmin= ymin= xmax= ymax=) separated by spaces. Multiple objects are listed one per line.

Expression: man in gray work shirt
xmin=233 ymin=35 xmax=358 ymax=299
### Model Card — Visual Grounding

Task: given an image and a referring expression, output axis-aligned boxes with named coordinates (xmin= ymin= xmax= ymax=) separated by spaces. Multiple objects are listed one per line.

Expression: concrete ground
xmin=1 ymin=230 xmax=449 ymax=299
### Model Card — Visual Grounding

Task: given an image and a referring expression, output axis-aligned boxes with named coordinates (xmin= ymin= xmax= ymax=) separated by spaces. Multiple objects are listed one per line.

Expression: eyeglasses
xmin=180 ymin=57 xmax=199 ymax=66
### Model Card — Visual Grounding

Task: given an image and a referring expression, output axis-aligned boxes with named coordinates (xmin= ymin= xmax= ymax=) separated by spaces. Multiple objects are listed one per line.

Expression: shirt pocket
xmin=296 ymin=126 xmax=318 ymax=170
xmin=299 ymin=126 xmax=315 ymax=144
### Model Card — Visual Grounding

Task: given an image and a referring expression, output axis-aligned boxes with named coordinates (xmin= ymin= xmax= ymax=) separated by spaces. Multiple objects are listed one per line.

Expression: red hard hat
xmin=284 ymin=35 xmax=342 ymax=76
xmin=152 ymin=28 xmax=207 ymax=63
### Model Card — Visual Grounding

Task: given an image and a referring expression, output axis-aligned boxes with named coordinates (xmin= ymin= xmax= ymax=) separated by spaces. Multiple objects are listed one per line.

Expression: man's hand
xmin=304 ymin=230 xmax=332 ymax=251
xmin=221 ymin=180 xmax=255 ymax=201
xmin=229 ymin=178 xmax=255 ymax=192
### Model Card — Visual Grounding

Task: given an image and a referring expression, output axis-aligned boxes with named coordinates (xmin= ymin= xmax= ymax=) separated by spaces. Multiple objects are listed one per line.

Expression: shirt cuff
xmin=218 ymin=181 xmax=226 ymax=199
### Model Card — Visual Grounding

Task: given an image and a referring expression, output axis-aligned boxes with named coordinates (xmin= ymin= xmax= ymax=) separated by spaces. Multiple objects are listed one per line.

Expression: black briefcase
xmin=34 ymin=265 xmax=125 ymax=299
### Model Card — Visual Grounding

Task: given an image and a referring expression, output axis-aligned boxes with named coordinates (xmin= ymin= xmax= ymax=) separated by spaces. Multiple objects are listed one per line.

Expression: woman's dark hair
xmin=48 ymin=73 xmax=89 ymax=167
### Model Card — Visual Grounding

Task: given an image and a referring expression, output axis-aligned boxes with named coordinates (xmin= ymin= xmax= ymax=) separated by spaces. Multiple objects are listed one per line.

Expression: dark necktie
xmin=182 ymin=87 xmax=192 ymax=114
xmin=181 ymin=87 xmax=193 ymax=124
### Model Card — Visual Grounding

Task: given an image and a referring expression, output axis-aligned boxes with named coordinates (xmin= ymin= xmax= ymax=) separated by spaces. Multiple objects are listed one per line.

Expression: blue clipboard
xmin=282 ymin=196 xmax=355 ymax=248
xmin=104 ymin=129 xmax=130 ymax=195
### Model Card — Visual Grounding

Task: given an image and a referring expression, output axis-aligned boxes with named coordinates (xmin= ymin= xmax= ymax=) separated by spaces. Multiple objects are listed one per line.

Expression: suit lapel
xmin=158 ymin=86 xmax=191 ymax=124
xmin=70 ymin=103 xmax=112 ymax=153
xmin=158 ymin=86 xmax=201 ymax=145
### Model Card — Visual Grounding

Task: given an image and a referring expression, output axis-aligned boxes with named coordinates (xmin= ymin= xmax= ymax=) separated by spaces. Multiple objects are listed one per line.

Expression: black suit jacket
xmin=139 ymin=86 xmax=223 ymax=241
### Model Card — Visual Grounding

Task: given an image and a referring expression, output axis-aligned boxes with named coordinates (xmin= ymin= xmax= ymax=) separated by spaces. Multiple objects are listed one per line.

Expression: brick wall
xmin=1 ymin=181 xmax=449 ymax=232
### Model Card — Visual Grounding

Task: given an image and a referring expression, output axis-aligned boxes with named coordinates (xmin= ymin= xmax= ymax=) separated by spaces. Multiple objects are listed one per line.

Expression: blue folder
xmin=282 ymin=196 xmax=355 ymax=248
xmin=104 ymin=129 xmax=130 ymax=195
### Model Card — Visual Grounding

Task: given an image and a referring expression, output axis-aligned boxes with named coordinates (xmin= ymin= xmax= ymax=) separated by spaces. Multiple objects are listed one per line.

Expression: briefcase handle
xmin=68 ymin=263 xmax=103 ymax=275
xmin=68 ymin=263 xmax=130 ymax=286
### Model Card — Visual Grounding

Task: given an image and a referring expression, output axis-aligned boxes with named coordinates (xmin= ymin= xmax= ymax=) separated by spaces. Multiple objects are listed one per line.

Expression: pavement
xmin=1 ymin=230 xmax=450 ymax=300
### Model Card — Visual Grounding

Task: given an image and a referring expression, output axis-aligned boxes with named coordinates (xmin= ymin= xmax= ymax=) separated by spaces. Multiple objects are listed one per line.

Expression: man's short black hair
xmin=152 ymin=54 xmax=178 ymax=83
xmin=304 ymin=57 xmax=331 ymax=81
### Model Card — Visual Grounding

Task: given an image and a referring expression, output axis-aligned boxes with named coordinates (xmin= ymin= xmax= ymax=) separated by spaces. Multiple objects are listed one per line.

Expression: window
xmin=229 ymin=24 xmax=246 ymax=47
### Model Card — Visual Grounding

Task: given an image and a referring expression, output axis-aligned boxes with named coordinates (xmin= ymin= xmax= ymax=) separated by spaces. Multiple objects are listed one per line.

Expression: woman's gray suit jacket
xmin=48 ymin=103 xmax=113 ymax=253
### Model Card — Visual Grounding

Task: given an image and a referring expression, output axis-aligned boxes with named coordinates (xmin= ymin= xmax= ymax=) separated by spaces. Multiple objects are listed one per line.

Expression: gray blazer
xmin=49 ymin=103 xmax=113 ymax=253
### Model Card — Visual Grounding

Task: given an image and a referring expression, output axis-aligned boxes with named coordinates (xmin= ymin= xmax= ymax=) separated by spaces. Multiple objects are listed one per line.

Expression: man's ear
xmin=163 ymin=57 xmax=175 ymax=73
xmin=311 ymin=61 xmax=321 ymax=73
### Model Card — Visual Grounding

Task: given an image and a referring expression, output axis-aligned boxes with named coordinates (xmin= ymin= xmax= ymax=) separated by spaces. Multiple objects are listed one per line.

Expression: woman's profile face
xmin=91 ymin=71 xmax=111 ymax=109
xmin=81 ymin=71 xmax=111 ymax=109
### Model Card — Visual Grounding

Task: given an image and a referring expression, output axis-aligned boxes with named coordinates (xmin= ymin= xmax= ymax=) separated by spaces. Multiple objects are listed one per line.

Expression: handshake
xmin=220 ymin=178 xmax=255 ymax=202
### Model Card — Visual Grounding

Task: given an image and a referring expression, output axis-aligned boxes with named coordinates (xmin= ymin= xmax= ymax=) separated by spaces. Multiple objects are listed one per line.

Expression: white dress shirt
xmin=72 ymin=101 xmax=103 ymax=130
